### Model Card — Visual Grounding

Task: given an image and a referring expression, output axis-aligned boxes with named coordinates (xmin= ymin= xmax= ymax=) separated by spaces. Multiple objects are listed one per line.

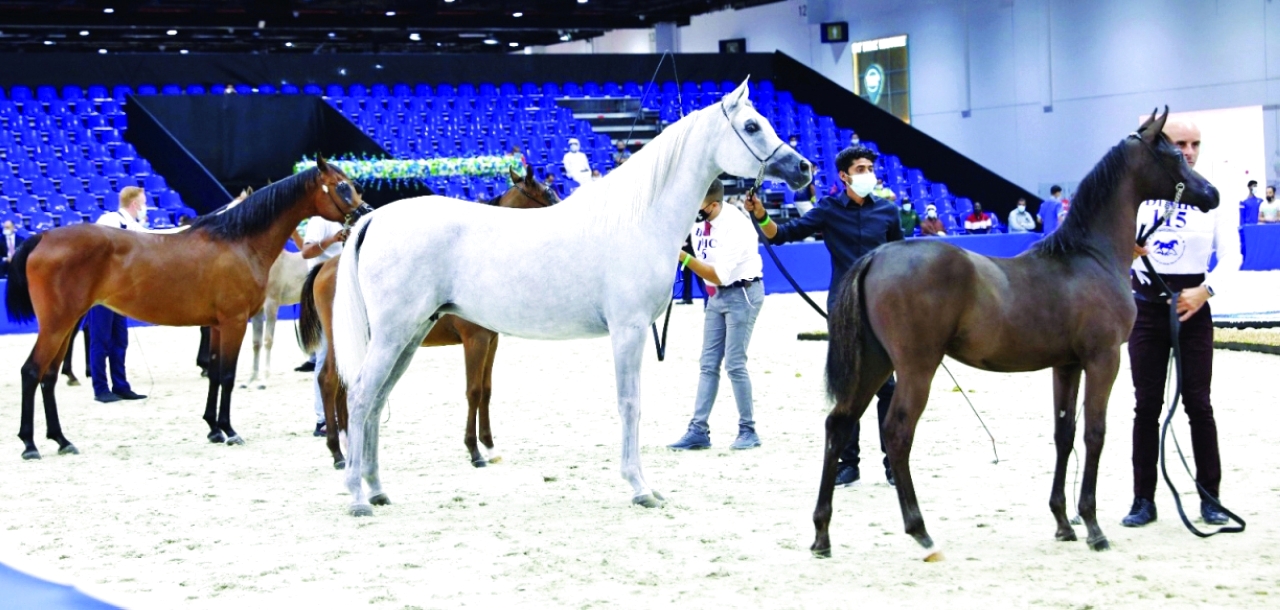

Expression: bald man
xmin=1123 ymin=118 xmax=1229 ymax=528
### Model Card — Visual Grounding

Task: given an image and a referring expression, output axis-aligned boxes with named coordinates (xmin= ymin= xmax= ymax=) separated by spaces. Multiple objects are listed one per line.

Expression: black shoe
xmin=94 ymin=392 xmax=121 ymax=403
xmin=115 ymin=389 xmax=147 ymax=400
xmin=295 ymin=361 xmax=316 ymax=372
xmin=313 ymin=422 xmax=327 ymax=437
xmin=834 ymin=463 xmax=860 ymax=487
xmin=677 ymin=299 xmax=694 ymax=305
xmin=1121 ymin=497 xmax=1157 ymax=527
xmin=1201 ymin=501 xmax=1229 ymax=525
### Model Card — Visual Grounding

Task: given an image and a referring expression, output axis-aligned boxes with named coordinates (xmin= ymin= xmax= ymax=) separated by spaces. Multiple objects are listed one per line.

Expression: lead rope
xmin=745 ymin=164 xmax=1000 ymax=463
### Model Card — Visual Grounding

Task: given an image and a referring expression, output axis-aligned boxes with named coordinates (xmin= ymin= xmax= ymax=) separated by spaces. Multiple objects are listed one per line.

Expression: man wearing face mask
xmin=964 ymin=202 xmax=993 ymax=234
xmin=1 ymin=219 xmax=24 ymax=278
xmin=920 ymin=204 xmax=946 ymax=236
xmin=899 ymin=200 xmax=919 ymax=235
xmin=1259 ymin=185 xmax=1279 ymax=224
xmin=88 ymin=187 xmax=150 ymax=403
xmin=562 ymin=137 xmax=592 ymax=189
xmin=1008 ymin=198 xmax=1038 ymax=233
xmin=669 ymin=180 xmax=765 ymax=451
xmin=745 ymin=145 xmax=902 ymax=486
xmin=1239 ymin=180 xmax=1261 ymax=226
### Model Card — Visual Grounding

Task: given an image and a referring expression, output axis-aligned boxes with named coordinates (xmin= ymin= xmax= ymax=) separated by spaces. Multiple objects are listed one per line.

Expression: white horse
xmin=332 ymin=79 xmax=811 ymax=516
xmin=241 ymin=250 xmax=307 ymax=389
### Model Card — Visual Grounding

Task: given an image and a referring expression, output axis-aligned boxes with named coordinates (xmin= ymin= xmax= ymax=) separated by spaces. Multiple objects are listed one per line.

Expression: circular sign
xmin=863 ymin=63 xmax=885 ymax=105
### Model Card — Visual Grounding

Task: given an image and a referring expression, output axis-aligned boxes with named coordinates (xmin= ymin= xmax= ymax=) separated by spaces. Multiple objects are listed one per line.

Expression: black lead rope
xmin=1136 ymin=191 xmax=1246 ymax=537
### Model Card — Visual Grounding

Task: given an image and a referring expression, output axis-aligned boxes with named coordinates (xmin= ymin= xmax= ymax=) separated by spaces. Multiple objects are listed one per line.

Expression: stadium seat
xmin=235 ymin=84 xmax=254 ymax=95
xmin=161 ymin=84 xmax=182 ymax=96
xmin=303 ymin=84 xmax=324 ymax=96
xmin=258 ymin=84 xmax=277 ymax=95
xmin=281 ymin=84 xmax=300 ymax=95
xmin=59 ymin=210 xmax=85 ymax=226
xmin=137 ymin=84 xmax=158 ymax=96
xmin=186 ymin=84 xmax=206 ymax=95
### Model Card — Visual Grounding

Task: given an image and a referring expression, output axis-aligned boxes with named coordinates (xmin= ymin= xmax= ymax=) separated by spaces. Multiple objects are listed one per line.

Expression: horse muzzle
xmin=769 ymin=154 xmax=812 ymax=191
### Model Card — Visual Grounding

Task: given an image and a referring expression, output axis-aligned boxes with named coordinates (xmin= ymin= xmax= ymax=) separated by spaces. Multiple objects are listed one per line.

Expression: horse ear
xmin=525 ymin=164 xmax=535 ymax=182
xmin=508 ymin=167 xmax=523 ymax=184
xmin=316 ymin=155 xmax=329 ymax=173
xmin=245 ymin=186 xmax=254 ymax=196
xmin=1152 ymin=106 xmax=1170 ymax=139
xmin=721 ymin=77 xmax=751 ymax=109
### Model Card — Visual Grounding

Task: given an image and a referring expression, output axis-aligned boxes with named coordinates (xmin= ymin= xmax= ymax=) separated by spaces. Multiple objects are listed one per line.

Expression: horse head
xmin=506 ymin=166 xmax=560 ymax=208
xmin=1131 ymin=108 xmax=1218 ymax=213
xmin=714 ymin=78 xmax=811 ymax=191
xmin=314 ymin=156 xmax=371 ymax=225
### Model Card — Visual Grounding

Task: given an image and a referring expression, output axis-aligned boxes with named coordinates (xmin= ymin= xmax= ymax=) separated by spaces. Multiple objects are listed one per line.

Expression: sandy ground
xmin=1 ymin=292 xmax=1277 ymax=609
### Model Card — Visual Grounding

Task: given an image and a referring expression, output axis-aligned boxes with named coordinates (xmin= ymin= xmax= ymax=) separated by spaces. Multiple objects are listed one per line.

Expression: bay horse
xmin=241 ymin=250 xmax=306 ymax=389
xmin=297 ymin=165 xmax=560 ymax=470
xmin=5 ymin=158 xmax=367 ymax=460
xmin=330 ymin=79 xmax=810 ymax=516
xmin=812 ymin=109 xmax=1218 ymax=559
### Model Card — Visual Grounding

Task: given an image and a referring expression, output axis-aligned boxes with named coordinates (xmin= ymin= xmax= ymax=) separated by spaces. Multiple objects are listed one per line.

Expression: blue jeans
xmin=689 ymin=281 xmax=764 ymax=433
xmin=88 ymin=305 xmax=131 ymax=396
xmin=312 ymin=336 xmax=327 ymax=425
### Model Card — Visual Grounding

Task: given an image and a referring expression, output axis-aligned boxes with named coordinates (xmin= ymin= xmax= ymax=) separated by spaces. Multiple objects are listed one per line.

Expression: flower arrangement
xmin=294 ymin=154 xmax=524 ymax=188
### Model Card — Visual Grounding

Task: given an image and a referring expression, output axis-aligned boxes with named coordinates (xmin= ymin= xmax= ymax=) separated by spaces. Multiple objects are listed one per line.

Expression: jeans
xmin=1128 ymin=299 xmax=1220 ymax=502
xmin=688 ymin=281 xmax=764 ymax=434
xmin=312 ymin=336 xmax=327 ymax=424
xmin=88 ymin=305 xmax=132 ymax=396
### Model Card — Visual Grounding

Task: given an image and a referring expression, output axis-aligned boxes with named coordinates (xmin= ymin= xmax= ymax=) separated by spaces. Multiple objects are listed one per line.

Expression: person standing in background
xmin=1008 ymin=198 xmax=1038 ymax=233
xmin=1258 ymin=185 xmax=1279 ymax=224
xmin=1239 ymin=180 xmax=1262 ymax=226
xmin=301 ymin=216 xmax=347 ymax=436
xmin=562 ymin=138 xmax=592 ymax=188
xmin=88 ymin=187 xmax=150 ymax=403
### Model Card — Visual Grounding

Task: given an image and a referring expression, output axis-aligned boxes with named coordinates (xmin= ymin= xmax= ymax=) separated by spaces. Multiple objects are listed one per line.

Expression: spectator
xmin=223 ymin=84 xmax=236 ymax=95
xmin=920 ymin=204 xmax=947 ymax=236
xmin=1 ymin=219 xmax=24 ymax=278
xmin=562 ymin=138 xmax=592 ymax=187
xmin=1240 ymin=179 xmax=1262 ymax=225
xmin=872 ymin=177 xmax=897 ymax=201
xmin=1058 ymin=200 xmax=1071 ymax=225
xmin=849 ymin=131 xmax=861 ymax=146
xmin=964 ymin=202 xmax=993 ymax=234
xmin=590 ymin=168 xmax=602 ymax=182
xmin=508 ymin=145 xmax=526 ymax=168
xmin=1007 ymin=198 xmax=1038 ymax=233
xmin=1259 ymin=185 xmax=1279 ymax=224
xmin=744 ymin=144 xmax=902 ymax=487
xmin=1049 ymin=184 xmax=1065 ymax=203
xmin=301 ymin=215 xmax=348 ymax=437
xmin=613 ymin=140 xmax=631 ymax=166
xmin=788 ymin=135 xmax=799 ymax=149
xmin=668 ymin=180 xmax=764 ymax=451
xmin=898 ymin=200 xmax=919 ymax=235
xmin=88 ymin=187 xmax=150 ymax=403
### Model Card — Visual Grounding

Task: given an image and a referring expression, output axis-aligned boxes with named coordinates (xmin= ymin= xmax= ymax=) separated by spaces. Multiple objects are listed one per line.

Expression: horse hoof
xmin=334 ymin=459 xmax=346 ymax=470
xmin=1056 ymin=529 xmax=1078 ymax=542
xmin=370 ymin=493 xmax=391 ymax=506
xmin=21 ymin=449 xmax=40 ymax=460
xmin=256 ymin=385 xmax=266 ymax=391
xmin=66 ymin=378 xmax=80 ymax=387
xmin=1087 ymin=536 xmax=1110 ymax=552
xmin=923 ymin=550 xmax=946 ymax=563
xmin=485 ymin=454 xmax=502 ymax=464
xmin=349 ymin=504 xmax=374 ymax=517
xmin=208 ymin=431 xmax=226 ymax=444
xmin=58 ymin=444 xmax=79 ymax=456
xmin=632 ymin=493 xmax=665 ymax=508
xmin=472 ymin=458 xmax=488 ymax=468
xmin=810 ymin=545 xmax=831 ymax=559
xmin=238 ymin=383 xmax=247 ymax=389
xmin=225 ymin=435 xmax=245 ymax=446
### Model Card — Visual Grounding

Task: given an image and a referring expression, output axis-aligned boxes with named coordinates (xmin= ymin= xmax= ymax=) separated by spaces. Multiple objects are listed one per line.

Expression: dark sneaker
xmin=1201 ymin=501 xmax=1229 ymax=525
xmin=668 ymin=427 xmax=711 ymax=450
xmin=115 ymin=389 xmax=147 ymax=400
xmin=295 ymin=360 xmax=316 ymax=372
xmin=94 ymin=392 xmax=121 ymax=403
xmin=1121 ymin=497 xmax=1157 ymax=527
xmin=677 ymin=299 xmax=694 ymax=305
xmin=314 ymin=422 xmax=327 ymax=437
xmin=730 ymin=426 xmax=760 ymax=450
xmin=834 ymin=463 xmax=860 ymax=487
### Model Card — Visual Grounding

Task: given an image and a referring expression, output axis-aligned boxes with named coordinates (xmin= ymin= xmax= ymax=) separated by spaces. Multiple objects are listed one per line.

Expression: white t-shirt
xmin=562 ymin=150 xmax=591 ymax=184
xmin=689 ymin=204 xmax=763 ymax=288
xmin=96 ymin=209 xmax=146 ymax=232
xmin=303 ymin=216 xmax=344 ymax=269
xmin=1131 ymin=199 xmax=1231 ymax=285
xmin=1259 ymin=199 xmax=1280 ymax=222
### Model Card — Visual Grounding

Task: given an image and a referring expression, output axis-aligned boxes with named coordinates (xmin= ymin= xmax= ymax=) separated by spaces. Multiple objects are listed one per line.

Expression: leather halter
xmin=721 ymin=101 xmax=785 ymax=171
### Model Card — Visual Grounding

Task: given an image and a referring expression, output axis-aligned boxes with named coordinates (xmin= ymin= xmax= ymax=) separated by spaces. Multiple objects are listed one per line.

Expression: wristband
xmin=681 ymin=252 xmax=693 ymax=269
xmin=757 ymin=215 xmax=772 ymax=227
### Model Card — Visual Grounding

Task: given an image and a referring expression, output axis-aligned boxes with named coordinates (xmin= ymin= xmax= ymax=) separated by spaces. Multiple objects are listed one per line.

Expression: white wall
xmin=552 ymin=0 xmax=1280 ymax=198
xmin=540 ymin=29 xmax=654 ymax=54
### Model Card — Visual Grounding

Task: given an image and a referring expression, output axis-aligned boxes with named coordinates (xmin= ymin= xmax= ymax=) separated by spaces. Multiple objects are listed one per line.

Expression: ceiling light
xmin=513 ymin=12 xmax=523 ymax=17
xmin=559 ymin=33 xmax=571 ymax=41
xmin=103 ymin=8 xmax=114 ymax=13
xmin=44 ymin=40 xmax=55 ymax=46
xmin=385 ymin=11 xmax=396 ymax=16
xmin=285 ymin=41 xmax=294 ymax=47
xmin=79 ymin=30 xmax=89 ymax=36
xmin=328 ymin=32 xmax=336 ymax=38
xmin=484 ymin=39 xmax=498 ymax=45
xmin=409 ymin=32 xmax=421 ymax=41
xmin=508 ymin=42 xmax=519 ymax=47
xmin=98 ymin=48 xmax=108 ymax=54
xmin=167 ymin=29 xmax=177 ymax=36
xmin=180 ymin=49 xmax=189 ymax=54
xmin=445 ymin=0 xmax=454 ymax=3
xmin=578 ymin=0 xmax=588 ymax=3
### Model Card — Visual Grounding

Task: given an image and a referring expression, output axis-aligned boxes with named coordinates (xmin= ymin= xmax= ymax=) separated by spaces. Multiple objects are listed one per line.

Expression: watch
xmin=1204 ymin=284 xmax=1215 ymax=298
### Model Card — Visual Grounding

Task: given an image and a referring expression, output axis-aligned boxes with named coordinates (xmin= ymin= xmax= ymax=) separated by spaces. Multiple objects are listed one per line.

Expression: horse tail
xmin=332 ymin=216 xmax=373 ymax=388
xmin=296 ymin=263 xmax=325 ymax=355
xmin=5 ymin=234 xmax=43 ymax=324
xmin=825 ymin=251 xmax=882 ymax=405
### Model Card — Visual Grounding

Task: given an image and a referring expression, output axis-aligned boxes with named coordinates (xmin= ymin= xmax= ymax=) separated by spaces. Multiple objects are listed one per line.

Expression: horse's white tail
xmin=332 ymin=216 xmax=372 ymax=388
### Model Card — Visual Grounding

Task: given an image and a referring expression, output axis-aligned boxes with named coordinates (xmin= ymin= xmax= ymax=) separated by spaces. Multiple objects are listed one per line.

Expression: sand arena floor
xmin=1 ymin=292 xmax=1277 ymax=609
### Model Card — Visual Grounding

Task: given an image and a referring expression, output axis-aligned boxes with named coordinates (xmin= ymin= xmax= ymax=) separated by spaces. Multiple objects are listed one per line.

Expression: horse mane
xmin=189 ymin=168 xmax=319 ymax=240
xmin=568 ymin=105 xmax=701 ymax=229
xmin=1031 ymin=142 xmax=1129 ymax=257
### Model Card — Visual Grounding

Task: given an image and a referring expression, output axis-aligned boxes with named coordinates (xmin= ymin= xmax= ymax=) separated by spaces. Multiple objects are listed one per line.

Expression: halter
xmin=721 ymin=101 xmax=786 ymax=179
xmin=1127 ymin=131 xmax=1185 ymax=246
xmin=322 ymin=181 xmax=367 ymax=229
xmin=515 ymin=180 xmax=560 ymax=207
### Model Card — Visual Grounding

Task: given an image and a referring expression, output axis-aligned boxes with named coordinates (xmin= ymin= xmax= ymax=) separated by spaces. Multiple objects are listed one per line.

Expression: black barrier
xmin=123 ymin=95 xmax=232 ymax=215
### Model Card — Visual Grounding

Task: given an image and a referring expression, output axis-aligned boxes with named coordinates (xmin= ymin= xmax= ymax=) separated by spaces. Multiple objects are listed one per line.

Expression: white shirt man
xmin=688 ymin=202 xmax=764 ymax=291
xmin=562 ymin=138 xmax=592 ymax=187
xmin=1008 ymin=199 xmax=1038 ymax=233
xmin=301 ymin=216 xmax=345 ymax=269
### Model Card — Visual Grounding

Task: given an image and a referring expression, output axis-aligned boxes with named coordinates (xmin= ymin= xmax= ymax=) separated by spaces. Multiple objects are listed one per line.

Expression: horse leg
xmin=215 ymin=321 xmax=248 ymax=444
xmin=479 ymin=332 xmax=500 ymax=464
xmin=462 ymin=330 xmax=490 ymax=467
xmin=608 ymin=325 xmax=661 ymax=507
xmin=320 ymin=341 xmax=345 ymax=469
xmin=811 ymin=347 xmax=893 ymax=557
xmin=242 ymin=311 xmax=263 ymax=389
xmin=18 ymin=324 xmax=77 ymax=459
xmin=884 ymin=364 xmax=944 ymax=560
xmin=260 ymin=302 xmax=278 ymax=389
xmin=346 ymin=335 xmax=423 ymax=516
xmin=1079 ymin=348 xmax=1121 ymax=551
xmin=203 ymin=327 xmax=225 ymax=443
xmin=41 ymin=332 xmax=78 ymax=455
xmin=1049 ymin=365 xmax=1083 ymax=542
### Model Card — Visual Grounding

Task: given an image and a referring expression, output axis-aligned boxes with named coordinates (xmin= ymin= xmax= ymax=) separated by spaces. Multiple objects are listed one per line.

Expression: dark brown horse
xmin=298 ymin=166 xmax=558 ymax=469
xmin=6 ymin=158 xmax=366 ymax=460
xmin=813 ymin=109 xmax=1218 ymax=559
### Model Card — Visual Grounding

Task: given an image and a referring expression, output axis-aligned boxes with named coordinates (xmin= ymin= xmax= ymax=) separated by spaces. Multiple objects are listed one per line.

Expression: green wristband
xmin=681 ymin=252 xmax=693 ymax=269
xmin=758 ymin=215 xmax=772 ymax=227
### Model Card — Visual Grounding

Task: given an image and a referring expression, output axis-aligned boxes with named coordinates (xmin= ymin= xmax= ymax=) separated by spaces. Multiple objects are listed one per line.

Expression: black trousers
xmin=840 ymin=376 xmax=893 ymax=468
xmin=60 ymin=316 xmax=89 ymax=376
xmin=1128 ymin=299 xmax=1220 ymax=502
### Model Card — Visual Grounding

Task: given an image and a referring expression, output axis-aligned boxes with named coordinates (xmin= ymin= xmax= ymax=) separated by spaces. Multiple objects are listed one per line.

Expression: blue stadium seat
xmin=87 ymin=85 xmax=109 ymax=100
xmin=45 ymin=193 xmax=69 ymax=213
xmin=112 ymin=84 xmax=133 ymax=100
xmin=281 ymin=84 xmax=300 ymax=95
xmin=16 ymin=195 xmax=41 ymax=215
xmin=137 ymin=84 xmax=158 ymax=96
xmin=235 ymin=84 xmax=254 ymax=95
xmin=326 ymin=84 xmax=345 ymax=97
xmin=582 ymin=82 xmax=601 ymax=97
xmin=414 ymin=83 xmax=433 ymax=97
xmin=30 ymin=211 xmax=55 ymax=232
xmin=60 ymin=177 xmax=87 ymax=197
xmin=129 ymin=158 xmax=152 ymax=175
xmin=59 ymin=210 xmax=84 ymax=226
xmin=186 ymin=84 xmax=206 ymax=95
xmin=101 ymin=160 xmax=127 ymax=178
xmin=62 ymin=85 xmax=84 ymax=100
xmin=36 ymin=86 xmax=58 ymax=101
xmin=348 ymin=84 xmax=369 ymax=97
xmin=258 ymin=84 xmax=277 ymax=95
xmin=500 ymin=83 xmax=518 ymax=96
xmin=144 ymin=175 xmax=168 ymax=192
xmin=161 ymin=84 xmax=182 ymax=96
xmin=10 ymin=85 xmax=31 ymax=101
xmin=70 ymin=194 xmax=99 ymax=214
xmin=2 ymin=177 xmax=26 ymax=198
xmin=370 ymin=83 xmax=390 ymax=97
xmin=87 ymin=176 xmax=112 ymax=194
xmin=113 ymin=143 xmax=137 ymax=160
xmin=303 ymin=84 xmax=323 ymax=96
xmin=71 ymin=158 xmax=97 ymax=177
xmin=562 ymin=82 xmax=582 ymax=97
xmin=30 ymin=177 xmax=55 ymax=197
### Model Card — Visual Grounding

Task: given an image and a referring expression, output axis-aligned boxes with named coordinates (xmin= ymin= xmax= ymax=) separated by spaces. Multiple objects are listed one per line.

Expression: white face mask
xmin=569 ymin=144 xmax=580 ymax=152
xmin=3 ymin=228 xmax=12 ymax=237
xmin=926 ymin=209 xmax=938 ymax=219
xmin=902 ymin=204 xmax=912 ymax=212
xmin=846 ymin=172 xmax=877 ymax=197
xmin=1017 ymin=204 xmax=1026 ymax=211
